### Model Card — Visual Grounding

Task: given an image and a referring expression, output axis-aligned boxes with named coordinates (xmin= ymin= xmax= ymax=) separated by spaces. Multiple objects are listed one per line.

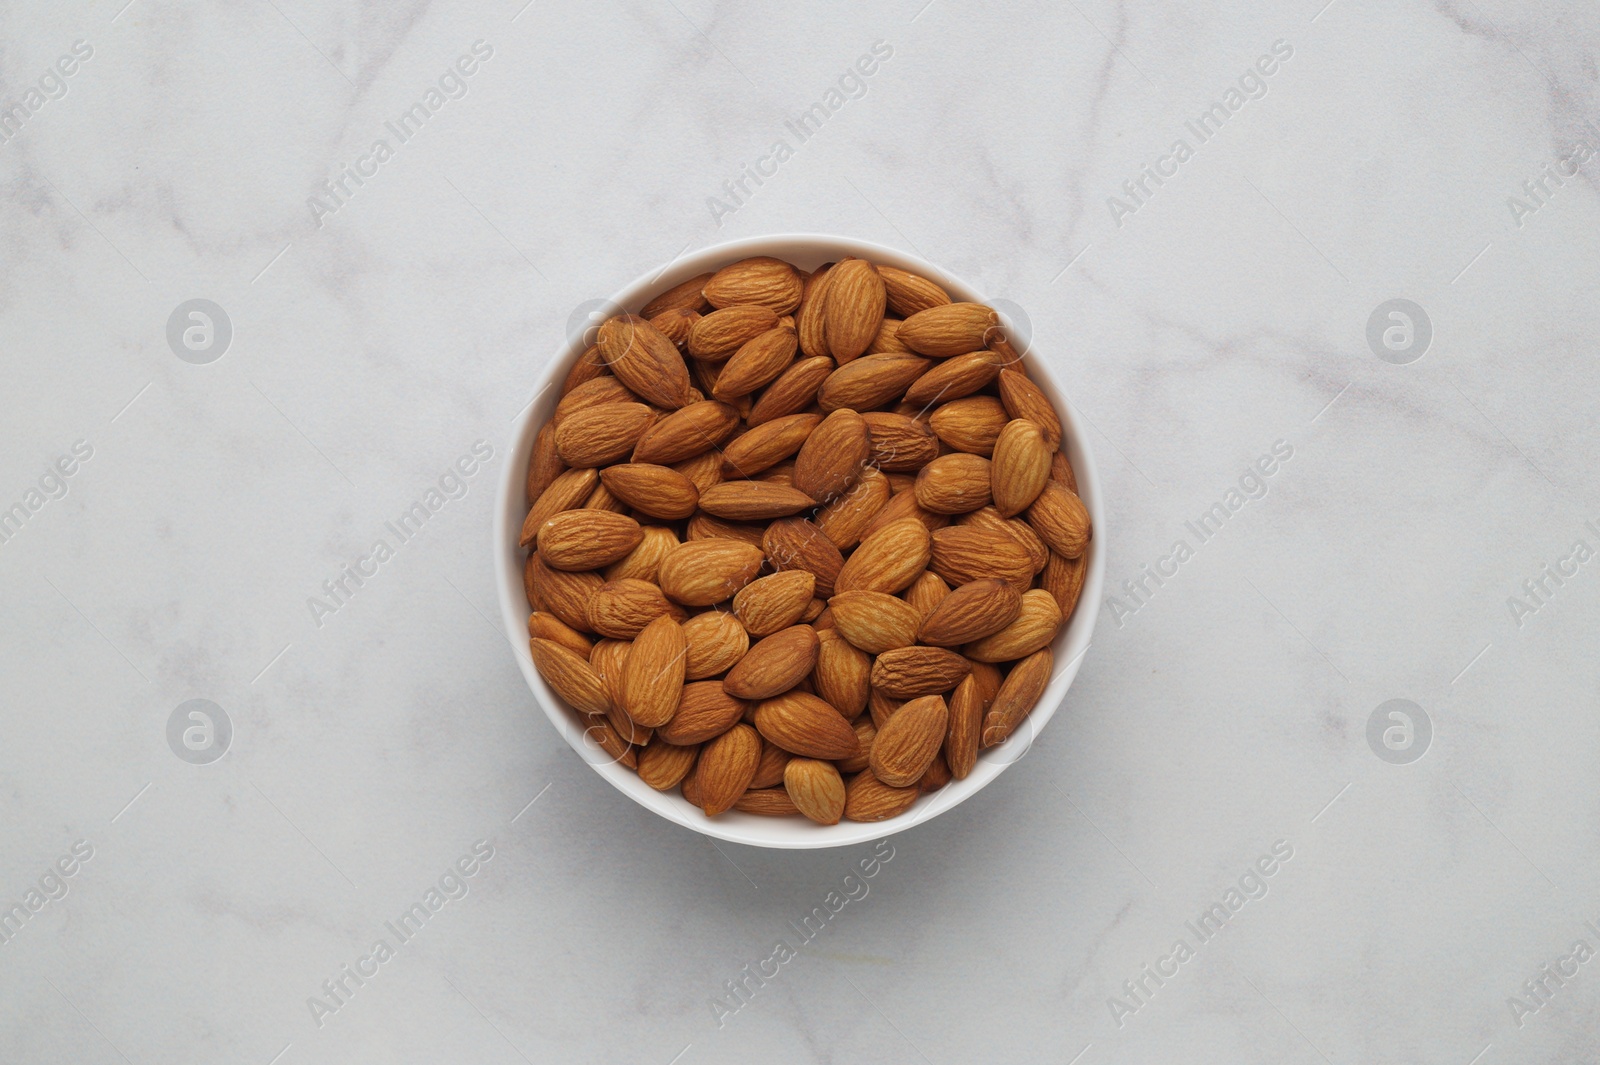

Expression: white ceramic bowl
xmin=495 ymin=234 xmax=1105 ymax=849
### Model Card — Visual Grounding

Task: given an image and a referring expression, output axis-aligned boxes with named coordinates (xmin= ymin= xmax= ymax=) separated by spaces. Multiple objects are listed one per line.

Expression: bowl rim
xmin=494 ymin=233 xmax=1105 ymax=849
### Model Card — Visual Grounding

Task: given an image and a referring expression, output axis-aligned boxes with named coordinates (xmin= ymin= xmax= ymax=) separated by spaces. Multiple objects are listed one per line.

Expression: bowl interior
xmin=495 ymin=234 xmax=1105 ymax=848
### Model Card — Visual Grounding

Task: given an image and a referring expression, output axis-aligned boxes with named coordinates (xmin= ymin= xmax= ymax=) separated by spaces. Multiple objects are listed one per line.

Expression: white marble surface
xmin=4 ymin=0 xmax=1600 ymax=1061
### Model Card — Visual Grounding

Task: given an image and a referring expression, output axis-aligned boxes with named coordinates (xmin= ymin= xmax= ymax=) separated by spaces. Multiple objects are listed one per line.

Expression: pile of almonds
xmin=521 ymin=254 xmax=1090 ymax=826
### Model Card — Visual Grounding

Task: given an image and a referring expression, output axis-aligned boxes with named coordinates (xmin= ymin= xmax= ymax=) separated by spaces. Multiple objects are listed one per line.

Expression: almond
xmin=681 ymin=610 xmax=750 ymax=679
xmin=834 ymin=518 xmax=931 ymax=594
xmin=697 ymin=481 xmax=816 ymax=521
xmin=723 ymin=625 xmax=819 ymax=699
xmin=554 ymin=375 xmax=638 ymax=424
xmin=752 ymin=690 xmax=861 ymax=759
xmin=897 ymin=302 xmax=999 ymax=357
xmin=681 ymin=763 xmax=704 ymax=807
xmin=757 ymin=461 xmax=795 ymax=486
xmin=712 ymin=327 xmax=798 ymax=399
xmin=604 ymin=696 xmax=651 ymax=748
xmin=596 ymin=315 xmax=691 ymax=409
xmin=838 ymin=718 xmax=877 ymax=773
xmin=734 ymin=787 xmax=800 ymax=816
xmin=561 ymin=345 xmax=609 ymax=395
xmin=869 ymin=688 xmax=903 ymax=731
xmin=537 ymin=510 xmax=644 ymax=571
xmin=817 ymin=352 xmax=931 ymax=412
xmin=719 ymin=413 xmax=821 ymax=477
xmin=914 ymin=453 xmax=993 ymax=515
xmin=657 ymin=538 xmax=765 ymax=606
xmin=589 ymin=639 xmax=632 ymax=712
xmin=997 ymin=369 xmax=1063 ymax=448
xmin=965 ymin=588 xmax=1062 ymax=662
xmin=918 ymin=578 xmax=1022 ymax=646
xmin=843 ymin=771 xmax=918 ymax=822
xmin=762 ymin=517 xmax=844 ymax=597
xmin=879 ymin=265 xmax=952 ymax=317
xmin=1041 ymin=550 xmax=1086 ymax=619
xmin=902 ymin=349 xmax=1004 ymax=408
xmin=528 ymin=611 xmax=594 ymax=659
xmin=861 ymin=412 xmax=939 ymax=472
xmin=861 ymin=488 xmax=948 ymax=540
xmin=586 ymin=578 xmax=684 ymax=639
xmin=903 ymin=570 xmax=951 ymax=620
xmin=969 ymin=659 xmax=1004 ymax=707
xmin=581 ymin=712 xmax=637 ymax=769
xmin=814 ymin=467 xmax=892 ymax=550
xmin=796 ymin=261 xmax=835 ymax=359
xmin=869 ymin=694 xmax=948 ymax=787
xmin=960 ymin=507 xmax=1050 ymax=573
xmin=649 ymin=306 xmax=700 ymax=351
xmin=623 ymin=614 xmax=688 ymax=727
xmin=554 ymin=402 xmax=656 ymax=467
xmin=603 ymin=525 xmax=679 ymax=583
xmin=920 ymin=752 xmax=951 ymax=792
xmin=525 ymin=421 xmax=563 ymax=504
xmin=813 ymin=628 xmax=871 ymax=719
xmin=1051 ymin=448 xmax=1079 ymax=494
xmin=793 ymin=408 xmax=870 ymax=504
xmin=599 ymin=463 xmax=699 ymax=520
xmin=732 ymin=570 xmax=815 ymax=636
xmin=637 ymin=737 xmax=699 ymax=790
xmin=981 ymin=647 xmax=1051 ymax=747
xmin=747 ymin=355 xmax=835 ymax=425
xmin=529 ymin=638 xmax=611 ymax=715
xmin=525 ymin=554 xmax=603 ymax=632
xmin=823 ymin=259 xmax=887 ymax=363
xmin=945 ymin=674 xmax=983 ymax=779
xmin=1027 ymin=481 xmax=1091 ymax=558
xmin=688 ymin=304 xmax=780 ymax=360
xmin=630 ymin=399 xmax=740 ymax=464
xmin=582 ymin=481 xmax=630 ymax=514
xmin=929 ymin=526 xmax=1035 ymax=591
xmin=520 ymin=467 xmax=599 ymax=548
xmin=784 ymin=759 xmax=847 ymax=824
xmin=685 ymin=514 xmax=768 ymax=548
xmin=656 ymin=681 xmax=748 ymax=744
xmin=749 ymin=738 xmax=791 ymax=788
xmin=867 ymin=317 xmax=912 ymax=355
xmin=929 ymin=395 xmax=1008 ymax=455
xmin=990 ymin=419 xmax=1052 ymax=517
xmin=673 ymin=451 xmax=725 ymax=496
xmin=695 ymin=723 xmax=762 ymax=816
xmin=827 ymin=591 xmax=922 ymax=653
xmin=870 ymin=646 xmax=971 ymax=698
xmin=703 ymin=257 xmax=804 ymax=313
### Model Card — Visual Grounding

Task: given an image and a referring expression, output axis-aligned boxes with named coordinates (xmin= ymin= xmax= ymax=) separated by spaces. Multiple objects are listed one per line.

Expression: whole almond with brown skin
xmin=869 ymin=688 xmax=903 ymax=730
xmin=599 ymin=464 xmax=699 ymax=520
xmin=554 ymin=402 xmax=656 ymax=468
xmin=696 ymin=723 xmax=762 ymax=816
xmin=752 ymin=690 xmax=861 ymax=759
xmin=749 ymin=738 xmax=791 ymax=788
xmin=817 ymin=352 xmax=931 ymax=412
xmin=918 ymin=578 xmax=1022 ymax=646
xmin=756 ymin=461 xmax=795 ymax=487
xmin=815 ymin=467 xmax=891 ymax=550
xmin=915 ymin=453 xmax=993 ymax=515
xmin=562 ymin=345 xmax=608 ymax=395
xmin=537 ymin=510 xmax=644 ymax=571
xmin=929 ymin=395 xmax=1008 ymax=455
xmin=897 ymin=302 xmax=999 ymax=357
xmin=685 ymin=514 xmax=767 ymax=548
xmin=861 ymin=488 xmax=948 ymax=540
xmin=713 ymin=327 xmax=798 ymax=399
xmin=902 ymin=349 xmax=1003 ymax=408
xmin=529 ymin=638 xmax=611 ymax=715
xmin=965 ymin=588 xmax=1063 ymax=662
xmin=997 ymin=369 xmax=1063 ymax=448
xmin=734 ymin=787 xmax=800 ymax=816
xmin=813 ymin=628 xmax=870 ymax=719
xmin=834 ymin=518 xmax=932 ymax=595
xmin=862 ymin=412 xmax=939 ymax=472
xmin=525 ymin=421 xmax=563 ymax=505
xmin=596 ymin=315 xmax=691 ymax=409
xmin=919 ymin=752 xmax=951 ymax=792
xmin=945 ymin=674 xmax=983 ymax=779
xmin=795 ymin=261 xmax=835 ymax=358
xmin=823 ymin=259 xmax=887 ymax=363
xmin=1050 ymin=449 xmax=1079 ymax=494
xmin=838 ymin=718 xmax=876 ymax=773
xmin=649 ymin=306 xmax=699 ymax=351
xmin=879 ymin=265 xmax=951 ymax=317
xmin=903 ymin=570 xmax=950 ymax=620
xmin=703 ymin=257 xmax=803 ymax=313
xmin=681 ymin=610 xmax=749 ymax=679
xmin=689 ymin=304 xmax=780 ymax=360
xmin=843 ymin=771 xmax=918 ymax=822
xmin=673 ymin=451 xmax=724 ymax=496
xmin=1027 ymin=481 xmax=1091 ymax=558
xmin=828 ymin=591 xmax=922 ymax=654
xmin=554 ymin=375 xmax=637 ymax=423
xmin=1041 ymin=551 xmax=1086 ymax=618
xmin=528 ymin=611 xmax=593 ymax=659
xmin=657 ymin=538 xmax=765 ymax=606
xmin=585 ymin=578 xmax=683 ymax=639
xmin=719 ymin=413 xmax=820 ymax=477
xmin=991 ymin=419 xmax=1052 ymax=518
xmin=582 ymin=481 xmax=629 ymax=514
xmin=929 ymin=526 xmax=1035 ymax=591
xmin=521 ymin=467 xmax=599 ymax=547
xmin=981 ymin=647 xmax=1052 ymax=747
xmin=724 ymin=625 xmax=819 ymax=699
xmin=733 ymin=570 xmax=815 ymax=636
xmin=747 ymin=355 xmax=835 ymax=425
xmin=870 ymin=694 xmax=948 ymax=787
xmin=870 ymin=646 xmax=971 ymax=698
xmin=589 ymin=639 xmax=631 ymax=713
xmin=698 ymin=481 xmax=816 ymax=521
xmin=785 ymin=759 xmax=846 ymax=824
xmin=637 ymin=737 xmax=699 ymax=790
xmin=604 ymin=525 xmax=679 ymax=583
xmin=582 ymin=712 xmax=636 ymax=769
xmin=867 ymin=318 xmax=912 ymax=355
xmin=604 ymin=696 xmax=650 ymax=747
xmin=763 ymin=517 xmax=844 ymax=597
xmin=794 ymin=408 xmax=869 ymax=504
xmin=657 ymin=681 xmax=748 ymax=744
xmin=968 ymin=659 xmax=1004 ymax=708
xmin=623 ymin=614 xmax=687 ymax=727
xmin=631 ymin=400 xmax=740 ymax=464
xmin=525 ymin=554 xmax=603 ymax=632
xmin=641 ymin=272 xmax=713 ymax=319
xmin=680 ymin=764 xmax=704 ymax=807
